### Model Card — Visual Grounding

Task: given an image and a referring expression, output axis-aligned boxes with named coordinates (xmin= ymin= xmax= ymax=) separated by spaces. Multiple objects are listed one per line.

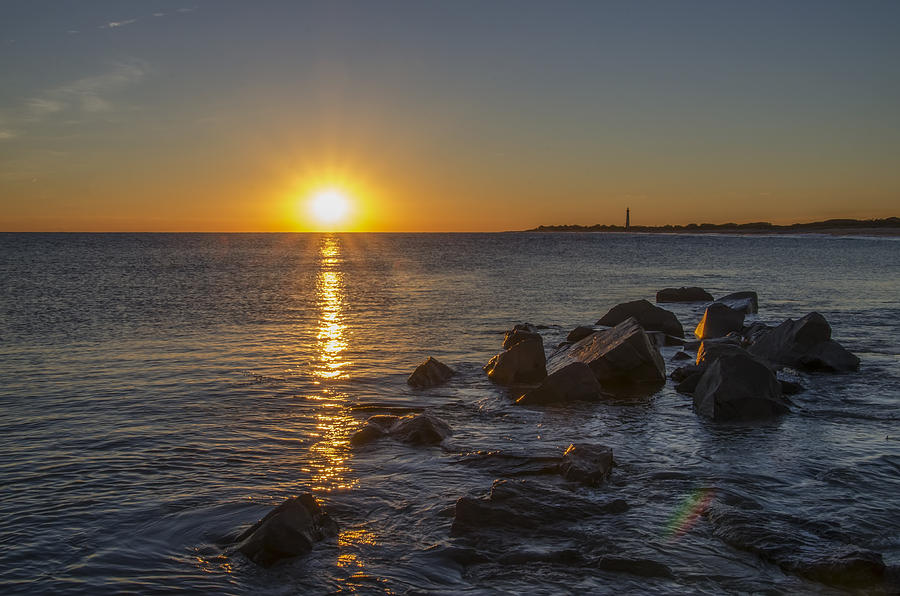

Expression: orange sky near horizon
xmin=2 ymin=2 xmax=898 ymax=232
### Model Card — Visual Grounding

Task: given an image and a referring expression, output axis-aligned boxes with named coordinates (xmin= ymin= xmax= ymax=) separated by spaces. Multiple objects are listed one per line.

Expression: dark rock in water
xmin=741 ymin=321 xmax=771 ymax=344
xmin=596 ymin=556 xmax=674 ymax=579
xmin=452 ymin=479 xmax=627 ymax=535
xmin=548 ymin=318 xmax=666 ymax=387
xmin=670 ymin=364 xmax=704 ymax=382
xmin=349 ymin=414 xmax=399 ymax=446
xmin=695 ymin=338 xmax=750 ymax=367
xmin=596 ymin=299 xmax=684 ymax=345
xmin=671 ymin=350 xmax=693 ymax=361
xmin=516 ymin=362 xmax=605 ymax=406
xmin=693 ymin=353 xmax=789 ymax=421
xmin=675 ymin=372 xmax=704 ymax=395
xmin=714 ymin=291 xmax=759 ymax=314
xmin=558 ymin=443 xmax=613 ymax=485
xmin=566 ymin=325 xmax=596 ymax=343
xmin=407 ymin=356 xmax=454 ymax=388
xmin=706 ymin=500 xmax=886 ymax=588
xmin=779 ymin=380 xmax=805 ymax=395
xmin=503 ymin=327 xmax=542 ymax=350
xmin=452 ymin=450 xmax=563 ymax=478
xmin=391 ymin=412 xmax=452 ymax=445
xmin=236 ymin=494 xmax=338 ymax=568
xmin=351 ymin=412 xmax=450 ymax=446
xmin=485 ymin=325 xmax=547 ymax=384
xmin=656 ymin=286 xmax=714 ymax=303
xmin=694 ymin=303 xmax=745 ymax=340
xmin=748 ymin=312 xmax=860 ymax=372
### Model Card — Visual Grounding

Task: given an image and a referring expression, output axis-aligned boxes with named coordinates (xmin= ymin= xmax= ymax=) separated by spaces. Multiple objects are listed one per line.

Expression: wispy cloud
xmin=100 ymin=18 xmax=138 ymax=29
xmin=0 ymin=129 xmax=16 ymax=141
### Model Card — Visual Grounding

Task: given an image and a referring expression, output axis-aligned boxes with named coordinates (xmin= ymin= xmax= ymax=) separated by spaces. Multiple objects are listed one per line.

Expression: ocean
xmin=1 ymin=232 xmax=898 ymax=594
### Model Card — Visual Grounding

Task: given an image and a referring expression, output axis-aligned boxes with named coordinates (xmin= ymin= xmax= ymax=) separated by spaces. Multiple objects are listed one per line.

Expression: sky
xmin=1 ymin=0 xmax=899 ymax=232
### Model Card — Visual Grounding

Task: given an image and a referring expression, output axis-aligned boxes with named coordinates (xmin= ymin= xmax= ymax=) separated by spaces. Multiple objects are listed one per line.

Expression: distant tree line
xmin=529 ymin=217 xmax=900 ymax=233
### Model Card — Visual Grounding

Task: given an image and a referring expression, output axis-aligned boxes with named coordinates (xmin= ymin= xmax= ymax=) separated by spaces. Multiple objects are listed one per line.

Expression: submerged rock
xmin=558 ymin=443 xmax=613 ymax=485
xmin=596 ymin=299 xmax=684 ymax=344
xmin=706 ymin=500 xmax=886 ymax=588
xmin=748 ymin=312 xmax=860 ymax=372
xmin=407 ymin=356 xmax=454 ymax=388
xmin=596 ymin=556 xmax=674 ymax=579
xmin=670 ymin=350 xmax=693 ymax=362
xmin=484 ymin=324 xmax=547 ymax=384
xmin=350 ymin=412 xmax=451 ymax=446
xmin=656 ymin=286 xmax=714 ymax=303
xmin=547 ymin=318 xmax=666 ymax=387
xmin=779 ymin=379 xmax=805 ymax=395
xmin=515 ymin=362 xmax=605 ymax=406
xmin=235 ymin=494 xmax=338 ymax=568
xmin=693 ymin=353 xmax=789 ymax=421
xmin=714 ymin=291 xmax=759 ymax=314
xmin=694 ymin=303 xmax=745 ymax=340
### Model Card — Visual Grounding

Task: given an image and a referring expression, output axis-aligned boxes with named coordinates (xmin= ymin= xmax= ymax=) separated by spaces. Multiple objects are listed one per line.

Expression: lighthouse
xmin=625 ymin=207 xmax=630 ymax=230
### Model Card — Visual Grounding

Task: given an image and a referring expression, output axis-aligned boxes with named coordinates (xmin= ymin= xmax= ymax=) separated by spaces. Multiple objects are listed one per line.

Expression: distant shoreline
xmin=526 ymin=217 xmax=900 ymax=236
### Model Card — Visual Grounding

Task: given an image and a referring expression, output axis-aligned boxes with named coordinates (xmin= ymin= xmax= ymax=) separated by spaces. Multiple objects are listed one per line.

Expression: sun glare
xmin=309 ymin=189 xmax=351 ymax=226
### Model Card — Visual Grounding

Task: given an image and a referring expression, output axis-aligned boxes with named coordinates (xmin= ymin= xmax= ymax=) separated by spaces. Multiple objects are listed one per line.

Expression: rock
xmin=407 ymin=356 xmax=454 ymax=388
xmin=748 ymin=312 xmax=860 ymax=372
xmin=694 ymin=303 xmax=745 ymax=339
xmin=484 ymin=327 xmax=547 ymax=384
xmin=515 ymin=362 xmax=605 ymax=406
xmin=706 ymin=500 xmax=886 ymax=588
xmin=779 ymin=380 xmax=805 ymax=395
xmin=671 ymin=350 xmax=693 ymax=361
xmin=714 ymin=291 xmax=759 ymax=314
xmin=596 ymin=299 xmax=684 ymax=345
xmin=671 ymin=364 xmax=704 ymax=382
xmin=740 ymin=321 xmax=771 ymax=344
xmin=236 ymin=494 xmax=338 ymax=568
xmin=695 ymin=338 xmax=751 ymax=367
xmin=693 ymin=353 xmax=790 ymax=421
xmin=676 ymin=372 xmax=704 ymax=395
xmin=547 ymin=318 xmax=666 ymax=387
xmin=558 ymin=443 xmax=613 ymax=485
xmin=350 ymin=413 xmax=450 ymax=446
xmin=566 ymin=325 xmax=596 ymax=343
xmin=452 ymin=479 xmax=627 ymax=535
xmin=596 ymin=556 xmax=674 ymax=579
xmin=656 ymin=286 xmax=714 ymax=303
xmin=349 ymin=414 xmax=399 ymax=446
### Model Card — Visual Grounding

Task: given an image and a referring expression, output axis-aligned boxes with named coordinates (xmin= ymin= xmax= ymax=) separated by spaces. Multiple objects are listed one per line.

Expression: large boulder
xmin=350 ymin=412 xmax=451 ymax=446
xmin=407 ymin=356 xmax=454 ymax=388
xmin=714 ymin=291 xmax=758 ymax=314
xmin=748 ymin=312 xmax=860 ymax=372
xmin=558 ymin=443 xmax=613 ymax=485
xmin=236 ymin=494 xmax=338 ymax=568
xmin=694 ymin=303 xmax=745 ymax=339
xmin=695 ymin=338 xmax=751 ymax=367
xmin=693 ymin=353 xmax=790 ymax=421
xmin=547 ymin=318 xmax=666 ymax=387
xmin=656 ymin=286 xmax=714 ymax=302
xmin=595 ymin=299 xmax=684 ymax=345
xmin=566 ymin=325 xmax=596 ymax=343
xmin=516 ymin=362 xmax=604 ymax=406
xmin=484 ymin=325 xmax=547 ymax=384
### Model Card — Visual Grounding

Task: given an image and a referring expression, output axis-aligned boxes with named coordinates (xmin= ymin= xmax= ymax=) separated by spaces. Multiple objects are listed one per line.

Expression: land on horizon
xmin=527 ymin=217 xmax=900 ymax=236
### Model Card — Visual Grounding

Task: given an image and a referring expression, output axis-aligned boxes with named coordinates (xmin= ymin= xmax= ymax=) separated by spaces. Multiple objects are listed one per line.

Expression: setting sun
xmin=308 ymin=189 xmax=351 ymax=226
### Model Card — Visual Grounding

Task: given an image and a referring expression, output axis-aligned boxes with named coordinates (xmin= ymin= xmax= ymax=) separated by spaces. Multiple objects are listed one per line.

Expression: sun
xmin=308 ymin=188 xmax=351 ymax=225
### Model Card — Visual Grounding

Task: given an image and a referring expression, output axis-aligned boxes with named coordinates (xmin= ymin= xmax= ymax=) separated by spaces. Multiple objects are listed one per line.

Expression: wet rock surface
xmin=714 ymin=291 xmax=759 ymax=314
xmin=655 ymin=286 xmax=714 ymax=303
xmin=748 ymin=312 xmax=860 ymax=372
xmin=515 ymin=362 xmax=605 ymax=406
xmin=407 ymin=356 xmax=455 ymax=388
xmin=558 ymin=443 xmax=613 ymax=485
xmin=235 ymin=494 xmax=338 ymax=568
xmin=596 ymin=299 xmax=684 ymax=344
xmin=694 ymin=303 xmax=745 ymax=340
xmin=351 ymin=412 xmax=451 ymax=446
xmin=693 ymin=353 xmax=789 ymax=421
xmin=548 ymin=318 xmax=666 ymax=388
xmin=484 ymin=324 xmax=548 ymax=384
xmin=566 ymin=325 xmax=596 ymax=343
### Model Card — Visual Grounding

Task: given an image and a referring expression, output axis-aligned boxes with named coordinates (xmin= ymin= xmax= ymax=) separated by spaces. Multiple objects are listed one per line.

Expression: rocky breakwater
xmin=748 ymin=312 xmax=860 ymax=372
xmin=483 ymin=324 xmax=547 ymax=385
xmin=596 ymin=299 xmax=684 ymax=345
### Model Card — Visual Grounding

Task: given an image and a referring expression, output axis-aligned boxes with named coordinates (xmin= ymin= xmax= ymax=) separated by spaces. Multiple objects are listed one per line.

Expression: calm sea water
xmin=1 ymin=232 xmax=898 ymax=594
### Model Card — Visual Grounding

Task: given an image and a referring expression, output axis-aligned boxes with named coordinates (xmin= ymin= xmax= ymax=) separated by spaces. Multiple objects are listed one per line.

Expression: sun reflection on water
xmin=307 ymin=235 xmax=358 ymax=493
